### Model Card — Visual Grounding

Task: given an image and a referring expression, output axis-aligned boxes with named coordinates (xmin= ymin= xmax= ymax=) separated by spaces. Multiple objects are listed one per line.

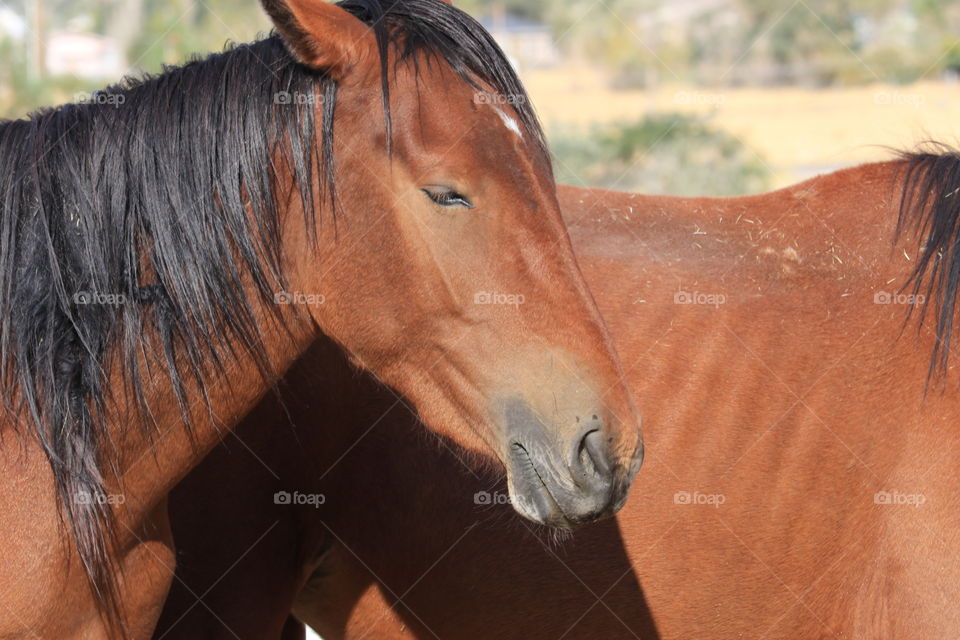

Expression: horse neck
xmin=105 ymin=283 xmax=316 ymax=527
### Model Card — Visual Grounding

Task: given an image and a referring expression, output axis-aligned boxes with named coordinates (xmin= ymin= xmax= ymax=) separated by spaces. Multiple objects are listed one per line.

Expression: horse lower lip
xmin=510 ymin=443 xmax=575 ymax=527
xmin=526 ymin=481 xmax=576 ymax=528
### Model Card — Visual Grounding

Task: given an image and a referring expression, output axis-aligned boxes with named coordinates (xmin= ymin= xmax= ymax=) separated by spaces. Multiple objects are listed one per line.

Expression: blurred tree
xmin=458 ymin=0 xmax=665 ymax=85
xmin=128 ymin=0 xmax=268 ymax=74
xmin=455 ymin=0 xmax=545 ymax=20
xmin=737 ymin=0 xmax=953 ymax=84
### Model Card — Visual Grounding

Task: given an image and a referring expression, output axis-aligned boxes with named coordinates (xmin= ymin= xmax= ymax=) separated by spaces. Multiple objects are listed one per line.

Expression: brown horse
xmin=160 ymin=160 xmax=960 ymax=639
xmin=0 ymin=1 xmax=641 ymax=638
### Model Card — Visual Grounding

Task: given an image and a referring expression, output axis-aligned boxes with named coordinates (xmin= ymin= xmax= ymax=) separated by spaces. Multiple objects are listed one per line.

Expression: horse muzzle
xmin=500 ymin=397 xmax=643 ymax=528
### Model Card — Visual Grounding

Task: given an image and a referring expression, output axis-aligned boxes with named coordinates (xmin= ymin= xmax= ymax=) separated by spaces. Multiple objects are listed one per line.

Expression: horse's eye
xmin=422 ymin=187 xmax=474 ymax=209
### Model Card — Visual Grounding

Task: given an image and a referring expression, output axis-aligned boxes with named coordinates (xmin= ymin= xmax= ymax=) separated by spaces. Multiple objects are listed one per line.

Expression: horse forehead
xmin=410 ymin=100 xmax=524 ymax=149
xmin=493 ymin=105 xmax=523 ymax=139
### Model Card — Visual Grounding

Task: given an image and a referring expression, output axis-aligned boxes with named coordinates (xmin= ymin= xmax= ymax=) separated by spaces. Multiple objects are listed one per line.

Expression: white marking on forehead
xmin=494 ymin=106 xmax=523 ymax=139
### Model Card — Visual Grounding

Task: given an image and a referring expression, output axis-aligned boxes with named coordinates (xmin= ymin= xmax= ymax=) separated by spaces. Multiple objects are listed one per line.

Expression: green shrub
xmin=550 ymin=113 xmax=771 ymax=196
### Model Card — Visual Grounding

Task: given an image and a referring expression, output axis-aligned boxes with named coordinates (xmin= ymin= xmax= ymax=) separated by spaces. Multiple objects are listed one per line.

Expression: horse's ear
xmin=260 ymin=0 xmax=373 ymax=77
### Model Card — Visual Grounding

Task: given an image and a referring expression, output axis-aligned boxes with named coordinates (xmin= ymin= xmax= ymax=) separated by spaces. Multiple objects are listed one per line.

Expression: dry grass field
xmin=524 ymin=66 xmax=960 ymax=189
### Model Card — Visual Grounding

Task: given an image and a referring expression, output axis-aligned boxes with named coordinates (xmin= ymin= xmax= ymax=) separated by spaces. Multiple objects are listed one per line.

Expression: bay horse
xmin=0 ymin=1 xmax=643 ymax=637
xmin=161 ymin=160 xmax=960 ymax=639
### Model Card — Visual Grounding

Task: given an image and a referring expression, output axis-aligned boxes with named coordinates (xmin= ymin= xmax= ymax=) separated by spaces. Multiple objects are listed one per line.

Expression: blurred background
xmin=1 ymin=0 xmax=960 ymax=196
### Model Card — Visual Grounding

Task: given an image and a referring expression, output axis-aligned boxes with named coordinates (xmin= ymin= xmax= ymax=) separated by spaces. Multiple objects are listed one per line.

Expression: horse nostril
xmin=575 ymin=426 xmax=612 ymax=481
xmin=577 ymin=431 xmax=596 ymax=475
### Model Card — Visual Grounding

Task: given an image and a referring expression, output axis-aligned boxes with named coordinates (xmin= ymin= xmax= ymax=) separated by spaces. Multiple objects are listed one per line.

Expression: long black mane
xmin=896 ymin=146 xmax=960 ymax=381
xmin=0 ymin=0 xmax=543 ymax=633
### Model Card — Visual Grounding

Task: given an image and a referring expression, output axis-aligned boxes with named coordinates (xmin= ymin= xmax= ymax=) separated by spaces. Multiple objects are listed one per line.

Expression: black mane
xmin=897 ymin=146 xmax=960 ymax=381
xmin=0 ymin=36 xmax=315 ymax=632
xmin=0 ymin=0 xmax=543 ymax=633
